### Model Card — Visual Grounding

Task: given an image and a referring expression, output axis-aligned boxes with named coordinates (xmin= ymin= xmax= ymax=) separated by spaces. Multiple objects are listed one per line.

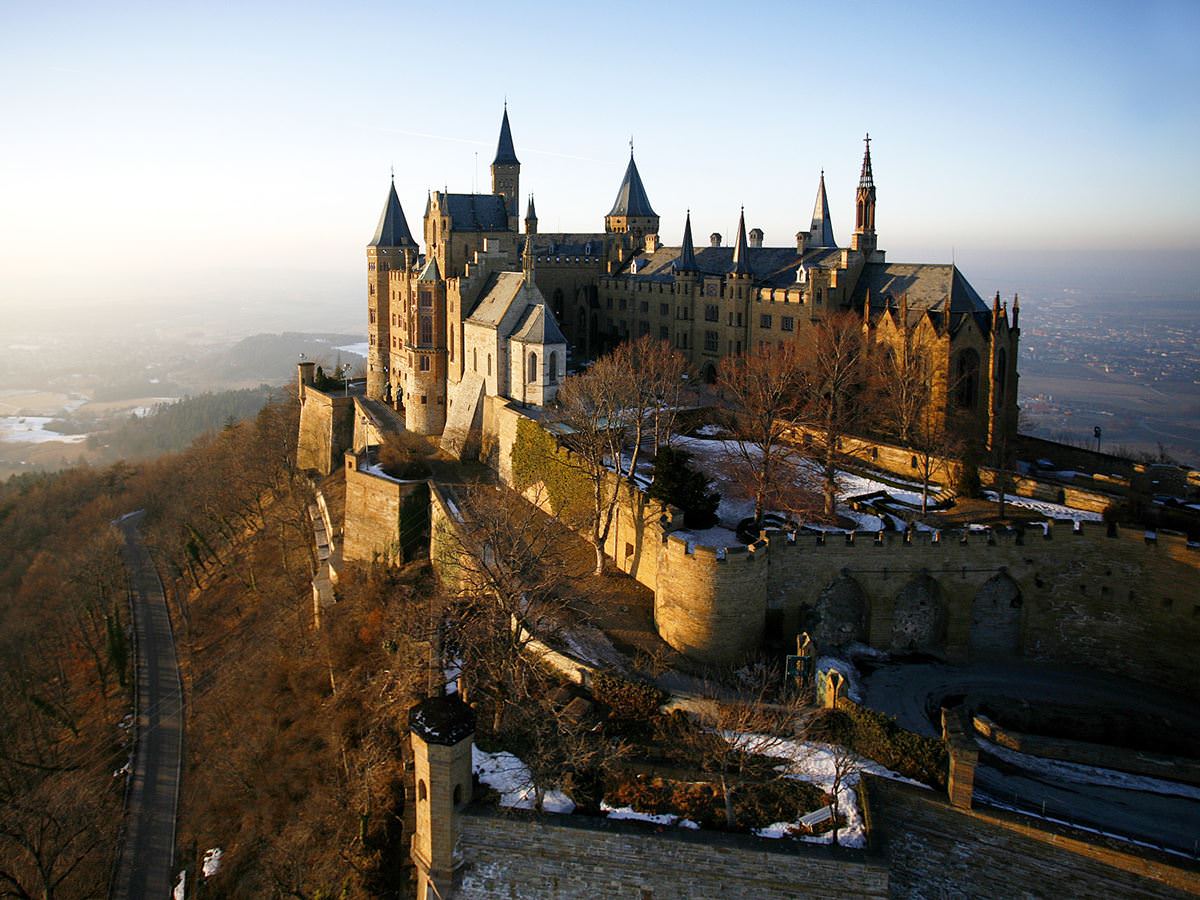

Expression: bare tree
xmin=717 ymin=344 xmax=818 ymax=529
xmin=797 ymin=313 xmax=868 ymax=519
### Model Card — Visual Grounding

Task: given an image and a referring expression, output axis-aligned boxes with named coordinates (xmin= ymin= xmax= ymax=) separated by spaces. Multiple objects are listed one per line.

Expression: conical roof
xmin=730 ymin=208 xmax=751 ymax=276
xmin=417 ymin=256 xmax=441 ymax=281
xmin=493 ymin=107 xmax=519 ymax=166
xmin=808 ymin=171 xmax=837 ymax=248
xmin=677 ymin=210 xmax=697 ymax=272
xmin=369 ymin=180 xmax=416 ymax=248
xmin=608 ymin=152 xmax=657 ymax=218
xmin=859 ymin=134 xmax=874 ymax=189
xmin=525 ymin=194 xmax=537 ymax=221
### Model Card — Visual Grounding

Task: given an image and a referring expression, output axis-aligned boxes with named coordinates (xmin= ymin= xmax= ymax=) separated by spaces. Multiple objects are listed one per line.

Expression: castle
xmin=366 ymin=108 xmax=1020 ymax=459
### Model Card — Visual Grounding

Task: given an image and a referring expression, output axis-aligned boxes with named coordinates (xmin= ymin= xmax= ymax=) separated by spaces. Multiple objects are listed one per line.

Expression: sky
xmin=1 ymin=0 xmax=1197 ymax=333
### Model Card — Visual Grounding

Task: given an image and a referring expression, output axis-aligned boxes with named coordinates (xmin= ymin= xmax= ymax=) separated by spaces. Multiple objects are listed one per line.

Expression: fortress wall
xmin=867 ymin=777 xmax=1199 ymax=899
xmin=653 ymin=537 xmax=767 ymax=663
xmin=297 ymin=386 xmax=355 ymax=475
xmin=342 ymin=453 xmax=424 ymax=564
xmin=454 ymin=808 xmax=889 ymax=900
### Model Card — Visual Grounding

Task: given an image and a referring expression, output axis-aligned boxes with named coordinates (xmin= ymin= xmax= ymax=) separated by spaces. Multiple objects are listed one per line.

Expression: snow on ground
xmin=336 ymin=342 xmax=369 ymax=357
xmin=173 ymin=871 xmax=186 ymax=900
xmin=817 ymin=657 xmax=863 ymax=703
xmin=724 ymin=733 xmax=927 ymax=847
xmin=556 ymin=624 xmax=627 ymax=670
xmin=977 ymin=738 xmax=1200 ymax=801
xmin=473 ymin=747 xmax=575 ymax=813
xmin=837 ymin=471 xmax=926 ymax=506
xmin=981 ymin=491 xmax=1103 ymax=521
xmin=0 ymin=416 xmax=89 ymax=444
xmin=202 ymin=848 xmax=222 ymax=878
xmin=601 ymin=801 xmax=700 ymax=830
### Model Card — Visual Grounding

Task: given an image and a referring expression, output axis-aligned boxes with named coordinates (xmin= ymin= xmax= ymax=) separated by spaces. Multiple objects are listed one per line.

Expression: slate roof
xmin=731 ymin=209 xmax=751 ymax=276
xmin=526 ymin=232 xmax=606 ymax=257
xmin=510 ymin=303 xmax=567 ymax=346
xmin=677 ymin=212 xmax=697 ymax=272
xmin=808 ymin=173 xmax=837 ymax=248
xmin=442 ymin=193 xmax=510 ymax=232
xmin=417 ymin=257 xmax=441 ymax=282
xmin=608 ymin=154 xmax=657 ymax=218
xmin=618 ymin=245 xmax=845 ymax=287
xmin=369 ymin=181 xmax=416 ymax=248
xmin=466 ymin=272 xmax=526 ymax=326
xmin=493 ymin=108 xmax=519 ymax=166
xmin=852 ymin=263 xmax=991 ymax=332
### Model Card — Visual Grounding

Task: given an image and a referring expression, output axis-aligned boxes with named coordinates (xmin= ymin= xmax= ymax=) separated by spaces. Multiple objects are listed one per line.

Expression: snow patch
xmin=173 ymin=871 xmax=186 ymax=900
xmin=202 ymin=847 xmax=222 ymax=878
xmin=982 ymin=491 xmax=1103 ymax=521
xmin=473 ymin=747 xmax=575 ymax=813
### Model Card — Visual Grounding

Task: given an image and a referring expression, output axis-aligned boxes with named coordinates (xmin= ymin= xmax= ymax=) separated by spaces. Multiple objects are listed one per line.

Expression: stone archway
xmin=969 ymin=573 xmax=1023 ymax=659
xmin=890 ymin=573 xmax=946 ymax=655
xmin=813 ymin=574 xmax=867 ymax=650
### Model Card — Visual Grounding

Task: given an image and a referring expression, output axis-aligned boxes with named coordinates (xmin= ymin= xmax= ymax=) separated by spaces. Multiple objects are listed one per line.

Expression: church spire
xmin=808 ymin=171 xmax=837 ymax=248
xmin=677 ymin=210 xmax=697 ymax=273
xmin=491 ymin=104 xmax=520 ymax=229
xmin=852 ymin=133 xmax=877 ymax=254
xmin=368 ymin=178 xmax=416 ymax=248
xmin=525 ymin=194 xmax=537 ymax=235
xmin=730 ymin=207 xmax=751 ymax=277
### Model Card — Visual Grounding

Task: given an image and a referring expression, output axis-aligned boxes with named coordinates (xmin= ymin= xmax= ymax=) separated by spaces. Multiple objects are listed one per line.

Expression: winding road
xmin=112 ymin=511 xmax=183 ymax=900
xmin=862 ymin=660 xmax=1200 ymax=856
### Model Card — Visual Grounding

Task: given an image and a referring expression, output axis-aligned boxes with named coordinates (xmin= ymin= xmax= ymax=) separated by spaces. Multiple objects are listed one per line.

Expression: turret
xmin=524 ymin=194 xmax=537 ymax=235
xmin=808 ymin=170 xmax=837 ymax=249
xmin=676 ymin=210 xmax=698 ymax=275
xmin=851 ymin=133 xmax=877 ymax=255
xmin=730 ymin=207 xmax=752 ymax=278
xmin=366 ymin=175 xmax=418 ymax=401
xmin=604 ymin=143 xmax=660 ymax=241
xmin=491 ymin=104 xmax=520 ymax=230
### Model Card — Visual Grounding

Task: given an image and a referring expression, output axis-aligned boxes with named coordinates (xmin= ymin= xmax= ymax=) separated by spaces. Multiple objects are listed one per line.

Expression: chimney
xmin=796 ymin=231 xmax=808 ymax=254
xmin=644 ymin=233 xmax=661 ymax=252
xmin=748 ymin=228 xmax=763 ymax=248
xmin=710 ymin=232 xmax=722 ymax=247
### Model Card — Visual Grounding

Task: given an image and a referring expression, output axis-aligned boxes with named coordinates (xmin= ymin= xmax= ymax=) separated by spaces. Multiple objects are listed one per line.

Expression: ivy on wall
xmin=510 ymin=417 xmax=592 ymax=526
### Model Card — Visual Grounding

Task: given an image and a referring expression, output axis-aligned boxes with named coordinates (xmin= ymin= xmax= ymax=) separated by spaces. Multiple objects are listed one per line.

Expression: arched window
xmin=548 ymin=351 xmax=558 ymax=383
xmin=528 ymin=351 xmax=538 ymax=383
xmin=956 ymin=348 xmax=980 ymax=410
xmin=487 ymin=353 xmax=492 ymax=376
xmin=996 ymin=347 xmax=1007 ymax=400
xmin=418 ymin=780 xmax=427 ymax=802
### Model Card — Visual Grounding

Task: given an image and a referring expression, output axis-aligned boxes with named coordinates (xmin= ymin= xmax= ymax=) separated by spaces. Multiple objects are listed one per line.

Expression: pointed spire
xmin=677 ymin=210 xmax=697 ymax=272
xmin=523 ymin=232 xmax=536 ymax=283
xmin=607 ymin=152 xmax=657 ymax=218
xmin=731 ymin=207 xmax=751 ymax=276
xmin=860 ymin=133 xmax=874 ymax=188
xmin=369 ymin=179 xmax=416 ymax=248
xmin=493 ymin=106 xmax=519 ymax=166
xmin=525 ymin=194 xmax=537 ymax=235
xmin=808 ymin=171 xmax=837 ymax=248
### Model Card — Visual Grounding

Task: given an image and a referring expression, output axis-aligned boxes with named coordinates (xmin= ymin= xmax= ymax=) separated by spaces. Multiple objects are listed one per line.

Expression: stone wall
xmin=867 ymin=777 xmax=1200 ymax=898
xmin=342 ymin=453 xmax=425 ymax=564
xmin=454 ymin=808 xmax=889 ymax=899
xmin=297 ymin=385 xmax=355 ymax=475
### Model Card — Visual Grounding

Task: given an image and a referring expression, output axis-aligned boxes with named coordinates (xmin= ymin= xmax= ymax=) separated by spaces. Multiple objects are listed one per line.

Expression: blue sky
xmin=1 ymin=0 xmax=1196 ymax=323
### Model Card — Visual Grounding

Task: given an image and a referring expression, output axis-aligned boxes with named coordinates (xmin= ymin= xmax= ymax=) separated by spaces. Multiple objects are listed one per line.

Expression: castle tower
xmin=808 ymin=170 xmax=837 ymax=249
xmin=851 ymin=133 xmax=877 ymax=255
xmin=403 ymin=257 xmax=448 ymax=435
xmin=367 ymin=176 xmax=417 ymax=401
xmin=525 ymin=194 xmax=537 ymax=235
xmin=676 ymin=210 xmax=698 ymax=275
xmin=604 ymin=145 xmax=659 ymax=241
xmin=491 ymin=105 xmax=520 ymax=231
xmin=408 ymin=695 xmax=474 ymax=900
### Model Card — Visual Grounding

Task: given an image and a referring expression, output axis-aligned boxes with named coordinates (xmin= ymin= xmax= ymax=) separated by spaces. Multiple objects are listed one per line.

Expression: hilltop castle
xmin=366 ymin=108 xmax=1020 ymax=459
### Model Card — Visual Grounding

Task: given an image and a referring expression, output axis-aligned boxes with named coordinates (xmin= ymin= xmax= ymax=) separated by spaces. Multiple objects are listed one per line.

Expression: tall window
xmin=487 ymin=353 xmax=492 ymax=376
xmin=704 ymin=330 xmax=718 ymax=352
xmin=528 ymin=351 xmax=538 ymax=383
xmin=473 ymin=347 xmax=478 ymax=372
xmin=418 ymin=315 xmax=433 ymax=346
xmin=548 ymin=351 xmax=558 ymax=383
xmin=705 ymin=304 xmax=719 ymax=322
xmin=956 ymin=348 xmax=980 ymax=410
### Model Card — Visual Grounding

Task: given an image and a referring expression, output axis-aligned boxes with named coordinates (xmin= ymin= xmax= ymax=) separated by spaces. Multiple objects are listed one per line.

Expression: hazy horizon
xmin=3 ymin=0 xmax=1199 ymax=325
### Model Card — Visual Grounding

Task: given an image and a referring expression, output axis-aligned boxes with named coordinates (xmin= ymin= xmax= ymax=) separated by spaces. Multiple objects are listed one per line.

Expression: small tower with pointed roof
xmin=730 ymin=207 xmax=752 ymax=278
xmin=851 ymin=133 xmax=877 ymax=255
xmin=491 ymin=104 xmax=520 ymax=231
xmin=677 ymin=210 xmax=698 ymax=275
xmin=808 ymin=171 xmax=838 ymax=249
xmin=604 ymin=143 xmax=660 ymax=242
xmin=366 ymin=175 xmax=417 ymax=402
xmin=524 ymin=194 xmax=537 ymax=236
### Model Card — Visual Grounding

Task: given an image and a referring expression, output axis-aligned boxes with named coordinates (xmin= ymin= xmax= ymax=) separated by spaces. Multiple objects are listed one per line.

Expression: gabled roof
xmin=525 ymin=232 xmax=607 ymax=257
xmin=466 ymin=271 xmax=526 ymax=326
xmin=618 ymin=244 xmax=844 ymax=287
xmin=510 ymin=303 xmax=567 ymax=346
xmin=853 ymin=263 xmax=991 ymax=332
xmin=442 ymin=193 xmax=510 ymax=232
xmin=809 ymin=172 xmax=837 ymax=248
xmin=607 ymin=153 xmax=657 ymax=218
xmin=493 ymin=107 xmax=519 ymax=166
xmin=369 ymin=180 xmax=416 ymax=248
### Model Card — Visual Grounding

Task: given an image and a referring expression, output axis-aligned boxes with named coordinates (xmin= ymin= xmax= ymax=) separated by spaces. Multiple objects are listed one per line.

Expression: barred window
xmin=760 ymin=314 xmax=772 ymax=329
xmin=781 ymin=316 xmax=795 ymax=332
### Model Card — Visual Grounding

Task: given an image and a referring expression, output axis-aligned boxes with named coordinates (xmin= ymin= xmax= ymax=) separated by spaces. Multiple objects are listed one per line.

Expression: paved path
xmin=112 ymin=512 xmax=183 ymax=900
xmin=862 ymin=660 xmax=1200 ymax=855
